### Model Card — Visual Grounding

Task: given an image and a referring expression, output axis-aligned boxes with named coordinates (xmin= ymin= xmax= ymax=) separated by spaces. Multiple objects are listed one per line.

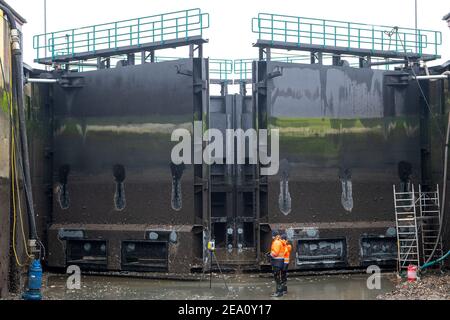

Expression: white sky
xmin=6 ymin=0 xmax=450 ymax=68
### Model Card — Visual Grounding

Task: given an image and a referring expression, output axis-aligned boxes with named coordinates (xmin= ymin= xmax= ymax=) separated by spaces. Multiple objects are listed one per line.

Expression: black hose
xmin=0 ymin=2 xmax=38 ymax=240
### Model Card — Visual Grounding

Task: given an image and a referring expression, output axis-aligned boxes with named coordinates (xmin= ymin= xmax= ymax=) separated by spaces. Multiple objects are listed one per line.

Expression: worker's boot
xmin=283 ymin=284 xmax=288 ymax=294
xmin=271 ymin=291 xmax=283 ymax=297
xmin=271 ymin=281 xmax=284 ymax=297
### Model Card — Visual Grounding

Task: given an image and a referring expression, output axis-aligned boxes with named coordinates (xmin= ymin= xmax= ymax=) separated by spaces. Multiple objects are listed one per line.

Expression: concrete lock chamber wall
xmin=21 ymin=9 xmax=450 ymax=275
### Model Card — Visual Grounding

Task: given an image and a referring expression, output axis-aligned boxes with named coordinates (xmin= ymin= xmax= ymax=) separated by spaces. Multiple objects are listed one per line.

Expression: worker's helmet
xmin=271 ymin=230 xmax=280 ymax=238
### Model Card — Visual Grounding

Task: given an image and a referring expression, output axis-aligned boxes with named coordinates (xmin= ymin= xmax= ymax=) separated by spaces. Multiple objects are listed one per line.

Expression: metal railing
xmin=33 ymin=8 xmax=210 ymax=62
xmin=252 ymin=13 xmax=442 ymax=57
xmin=209 ymin=59 xmax=233 ymax=81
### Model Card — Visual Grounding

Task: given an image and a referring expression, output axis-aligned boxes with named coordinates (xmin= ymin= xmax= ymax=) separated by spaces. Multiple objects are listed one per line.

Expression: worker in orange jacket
xmin=270 ymin=230 xmax=286 ymax=297
xmin=281 ymin=234 xmax=292 ymax=294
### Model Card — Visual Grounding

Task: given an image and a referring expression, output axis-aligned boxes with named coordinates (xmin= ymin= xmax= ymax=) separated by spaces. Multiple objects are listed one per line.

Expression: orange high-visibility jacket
xmin=283 ymin=241 xmax=292 ymax=264
xmin=271 ymin=238 xmax=285 ymax=259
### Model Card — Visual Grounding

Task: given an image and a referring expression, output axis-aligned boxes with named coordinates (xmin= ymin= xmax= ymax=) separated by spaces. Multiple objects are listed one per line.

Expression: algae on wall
xmin=0 ymin=8 xmax=11 ymax=298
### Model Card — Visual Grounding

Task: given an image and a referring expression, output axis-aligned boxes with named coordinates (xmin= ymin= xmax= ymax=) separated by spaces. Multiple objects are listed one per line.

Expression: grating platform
xmin=252 ymin=13 xmax=442 ymax=62
xmin=34 ymin=8 xmax=209 ymax=64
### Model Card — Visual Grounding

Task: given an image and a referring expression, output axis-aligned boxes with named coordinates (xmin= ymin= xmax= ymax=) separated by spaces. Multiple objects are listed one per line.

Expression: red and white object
xmin=407 ymin=265 xmax=418 ymax=282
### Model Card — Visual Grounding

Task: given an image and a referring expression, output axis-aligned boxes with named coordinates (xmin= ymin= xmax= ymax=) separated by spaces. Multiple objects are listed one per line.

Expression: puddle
xmin=40 ymin=273 xmax=396 ymax=300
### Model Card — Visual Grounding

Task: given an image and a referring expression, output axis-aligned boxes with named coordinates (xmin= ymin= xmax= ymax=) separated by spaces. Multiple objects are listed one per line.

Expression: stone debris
xmin=378 ymin=272 xmax=450 ymax=300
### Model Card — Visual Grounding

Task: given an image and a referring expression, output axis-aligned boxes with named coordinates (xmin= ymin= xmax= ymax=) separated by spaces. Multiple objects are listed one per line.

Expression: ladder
xmin=393 ymin=184 xmax=421 ymax=271
xmin=418 ymin=185 xmax=443 ymax=264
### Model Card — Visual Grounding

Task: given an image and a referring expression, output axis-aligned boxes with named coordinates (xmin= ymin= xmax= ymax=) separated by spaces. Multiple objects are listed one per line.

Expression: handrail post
xmin=51 ymin=33 xmax=55 ymax=61
xmin=186 ymin=10 xmax=188 ymax=39
xmin=200 ymin=12 xmax=203 ymax=37
xmin=372 ymin=26 xmax=375 ymax=51
xmin=130 ymin=25 xmax=133 ymax=46
xmin=176 ymin=17 xmax=179 ymax=40
xmin=161 ymin=14 xmax=164 ymax=43
xmin=323 ymin=20 xmax=326 ymax=47
xmin=66 ymin=34 xmax=69 ymax=56
xmin=36 ymin=36 xmax=40 ymax=60
xmin=152 ymin=22 xmax=155 ymax=43
xmin=297 ymin=17 xmax=301 ymax=47
xmin=285 ymin=21 xmax=287 ymax=42
xmin=347 ymin=22 xmax=351 ymax=48
xmin=358 ymin=28 xmax=361 ymax=49
xmin=418 ymin=30 xmax=421 ymax=55
xmin=93 ymin=26 xmax=96 ymax=52
xmin=334 ymin=26 xmax=337 ymax=47
xmin=72 ymin=29 xmax=75 ymax=57
xmin=115 ymin=22 xmax=118 ymax=49
xmin=271 ymin=14 xmax=274 ymax=44
xmin=435 ymin=32 xmax=438 ymax=56
xmin=137 ymin=18 xmax=141 ymax=47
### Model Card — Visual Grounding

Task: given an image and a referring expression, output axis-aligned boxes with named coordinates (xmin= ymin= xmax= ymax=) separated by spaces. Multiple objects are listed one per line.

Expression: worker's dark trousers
xmin=281 ymin=264 xmax=289 ymax=291
xmin=272 ymin=259 xmax=284 ymax=294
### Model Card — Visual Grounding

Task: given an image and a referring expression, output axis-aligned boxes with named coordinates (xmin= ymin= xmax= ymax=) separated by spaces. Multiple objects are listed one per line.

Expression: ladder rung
xmin=400 ymin=259 xmax=420 ymax=262
xmin=398 ymin=218 xmax=416 ymax=221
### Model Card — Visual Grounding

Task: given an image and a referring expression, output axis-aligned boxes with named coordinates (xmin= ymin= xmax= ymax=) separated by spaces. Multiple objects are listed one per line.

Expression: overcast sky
xmin=6 ymin=0 xmax=450 ymax=68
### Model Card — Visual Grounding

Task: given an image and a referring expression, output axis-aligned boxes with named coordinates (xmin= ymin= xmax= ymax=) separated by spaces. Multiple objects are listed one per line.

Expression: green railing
xmin=33 ymin=8 xmax=210 ymax=62
xmin=252 ymin=13 xmax=442 ymax=57
xmin=209 ymin=59 xmax=233 ymax=81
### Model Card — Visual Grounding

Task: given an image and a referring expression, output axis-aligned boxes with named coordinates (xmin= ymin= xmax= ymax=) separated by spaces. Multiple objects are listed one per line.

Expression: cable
xmin=391 ymin=28 xmax=448 ymax=264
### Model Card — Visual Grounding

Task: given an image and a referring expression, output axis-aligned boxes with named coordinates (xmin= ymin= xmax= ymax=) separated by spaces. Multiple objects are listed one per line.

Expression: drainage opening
xmin=66 ymin=239 xmax=108 ymax=270
xmin=121 ymin=241 xmax=168 ymax=272
xmin=297 ymin=238 xmax=347 ymax=269
xmin=360 ymin=236 xmax=397 ymax=267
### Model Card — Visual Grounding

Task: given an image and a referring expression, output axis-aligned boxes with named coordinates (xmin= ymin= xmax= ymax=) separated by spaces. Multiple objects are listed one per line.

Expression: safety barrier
xmin=33 ymin=8 xmax=210 ymax=62
xmin=252 ymin=13 xmax=442 ymax=57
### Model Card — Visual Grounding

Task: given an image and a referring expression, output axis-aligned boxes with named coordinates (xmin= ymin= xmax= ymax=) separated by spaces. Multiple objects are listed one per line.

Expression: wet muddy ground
xmin=22 ymin=272 xmax=399 ymax=300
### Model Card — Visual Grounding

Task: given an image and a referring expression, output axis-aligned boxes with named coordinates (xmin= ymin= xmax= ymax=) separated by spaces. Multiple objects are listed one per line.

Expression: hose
xmin=425 ymin=113 xmax=450 ymax=264
xmin=421 ymin=250 xmax=450 ymax=270
xmin=1 ymin=55 xmax=33 ymax=265
xmin=0 ymin=2 xmax=38 ymax=241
